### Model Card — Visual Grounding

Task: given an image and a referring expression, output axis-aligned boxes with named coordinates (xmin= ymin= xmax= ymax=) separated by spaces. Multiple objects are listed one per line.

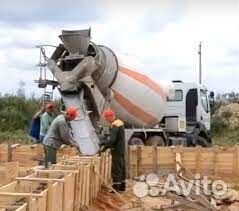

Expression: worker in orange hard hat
xmin=43 ymin=106 xmax=79 ymax=168
xmin=101 ymin=108 xmax=126 ymax=192
xmin=39 ymin=102 xmax=56 ymax=143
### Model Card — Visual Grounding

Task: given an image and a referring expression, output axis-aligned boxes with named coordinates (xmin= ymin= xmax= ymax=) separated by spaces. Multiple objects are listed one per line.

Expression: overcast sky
xmin=0 ymin=0 xmax=238 ymax=97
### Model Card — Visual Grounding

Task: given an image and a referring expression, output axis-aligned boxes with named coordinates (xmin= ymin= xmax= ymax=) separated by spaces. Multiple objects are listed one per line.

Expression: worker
xmin=39 ymin=102 xmax=56 ymax=143
xmin=43 ymin=106 xmax=78 ymax=168
xmin=101 ymin=108 xmax=126 ymax=192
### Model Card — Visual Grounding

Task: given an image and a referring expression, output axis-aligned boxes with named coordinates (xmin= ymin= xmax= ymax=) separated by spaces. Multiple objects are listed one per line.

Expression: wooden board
xmin=128 ymin=146 xmax=239 ymax=178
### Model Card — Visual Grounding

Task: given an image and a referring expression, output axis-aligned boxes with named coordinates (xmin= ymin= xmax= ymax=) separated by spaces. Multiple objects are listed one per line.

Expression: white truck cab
xmin=162 ymin=80 xmax=211 ymax=146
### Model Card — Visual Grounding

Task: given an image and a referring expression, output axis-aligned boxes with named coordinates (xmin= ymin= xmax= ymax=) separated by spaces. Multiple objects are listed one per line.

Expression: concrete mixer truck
xmin=36 ymin=29 xmax=213 ymax=155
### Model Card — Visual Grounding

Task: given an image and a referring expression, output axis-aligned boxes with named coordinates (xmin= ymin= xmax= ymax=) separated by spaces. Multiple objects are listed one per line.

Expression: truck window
xmin=167 ymin=90 xmax=183 ymax=101
xmin=200 ymin=90 xmax=209 ymax=113
xmin=186 ymin=89 xmax=198 ymax=122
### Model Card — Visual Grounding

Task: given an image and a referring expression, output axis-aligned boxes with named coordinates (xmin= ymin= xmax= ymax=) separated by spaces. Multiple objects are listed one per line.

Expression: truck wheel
xmin=128 ymin=137 xmax=144 ymax=145
xmin=145 ymin=136 xmax=165 ymax=146
xmin=195 ymin=136 xmax=208 ymax=147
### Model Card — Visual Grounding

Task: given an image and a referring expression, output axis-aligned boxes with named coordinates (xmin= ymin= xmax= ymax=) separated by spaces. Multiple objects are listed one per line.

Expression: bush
xmin=0 ymin=95 xmax=41 ymax=131
xmin=220 ymin=110 xmax=233 ymax=119
xmin=211 ymin=115 xmax=229 ymax=135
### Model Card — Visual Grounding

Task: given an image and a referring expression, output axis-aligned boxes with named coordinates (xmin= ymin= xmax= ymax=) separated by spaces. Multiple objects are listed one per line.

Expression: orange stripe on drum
xmin=119 ymin=66 xmax=165 ymax=99
xmin=112 ymin=89 xmax=158 ymax=125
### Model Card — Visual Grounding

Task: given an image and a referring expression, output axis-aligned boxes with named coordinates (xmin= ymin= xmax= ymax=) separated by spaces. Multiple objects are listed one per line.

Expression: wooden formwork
xmin=0 ymin=144 xmax=78 ymax=167
xmin=16 ymin=170 xmax=76 ymax=211
xmin=0 ymin=162 xmax=35 ymax=188
xmin=0 ymin=150 xmax=112 ymax=211
xmin=55 ymin=150 xmax=112 ymax=209
xmin=0 ymin=180 xmax=48 ymax=211
xmin=128 ymin=145 xmax=239 ymax=180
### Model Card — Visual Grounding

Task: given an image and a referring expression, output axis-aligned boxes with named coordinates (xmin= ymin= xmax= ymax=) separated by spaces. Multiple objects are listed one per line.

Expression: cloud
xmin=0 ymin=0 xmax=238 ymax=96
xmin=0 ymin=0 xmax=104 ymax=25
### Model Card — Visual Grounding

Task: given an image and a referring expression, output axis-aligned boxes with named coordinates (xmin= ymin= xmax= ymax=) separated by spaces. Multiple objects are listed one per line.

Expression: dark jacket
xmin=103 ymin=119 xmax=125 ymax=155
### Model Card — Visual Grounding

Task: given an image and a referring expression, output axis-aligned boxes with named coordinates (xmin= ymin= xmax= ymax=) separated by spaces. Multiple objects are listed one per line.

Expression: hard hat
xmin=66 ymin=106 xmax=79 ymax=119
xmin=45 ymin=102 xmax=55 ymax=109
xmin=103 ymin=108 xmax=115 ymax=118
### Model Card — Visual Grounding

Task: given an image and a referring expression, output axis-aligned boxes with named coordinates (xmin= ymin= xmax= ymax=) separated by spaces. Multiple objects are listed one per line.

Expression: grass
xmin=212 ymin=128 xmax=239 ymax=147
xmin=0 ymin=130 xmax=31 ymax=144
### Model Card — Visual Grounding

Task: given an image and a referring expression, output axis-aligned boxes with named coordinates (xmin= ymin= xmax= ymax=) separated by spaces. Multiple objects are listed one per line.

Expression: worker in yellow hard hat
xmin=101 ymin=108 xmax=126 ymax=192
xmin=43 ymin=106 xmax=79 ymax=168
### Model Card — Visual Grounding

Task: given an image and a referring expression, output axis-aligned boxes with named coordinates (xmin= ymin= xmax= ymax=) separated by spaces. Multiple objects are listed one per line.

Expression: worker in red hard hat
xmin=101 ymin=108 xmax=126 ymax=192
xmin=39 ymin=102 xmax=56 ymax=143
xmin=43 ymin=106 xmax=79 ymax=168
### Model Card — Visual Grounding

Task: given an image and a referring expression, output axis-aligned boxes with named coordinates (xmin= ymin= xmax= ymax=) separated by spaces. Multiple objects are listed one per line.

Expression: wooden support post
xmin=108 ymin=152 xmax=112 ymax=184
xmin=8 ymin=144 xmax=20 ymax=163
xmin=47 ymin=181 xmax=53 ymax=211
xmin=153 ymin=146 xmax=158 ymax=174
xmin=195 ymin=147 xmax=201 ymax=174
xmin=137 ymin=145 xmax=142 ymax=176
xmin=176 ymin=152 xmax=182 ymax=176
xmin=7 ymin=143 xmax=12 ymax=162
xmin=128 ymin=146 xmax=137 ymax=179
xmin=234 ymin=146 xmax=239 ymax=177
xmin=26 ymin=195 xmax=32 ymax=211
xmin=127 ymin=145 xmax=130 ymax=179
xmin=212 ymin=148 xmax=217 ymax=176
xmin=86 ymin=164 xmax=90 ymax=206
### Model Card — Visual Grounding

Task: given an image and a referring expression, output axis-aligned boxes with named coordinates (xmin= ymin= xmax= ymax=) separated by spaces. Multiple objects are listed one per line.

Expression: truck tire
xmin=145 ymin=136 xmax=165 ymax=146
xmin=128 ymin=137 xmax=144 ymax=145
xmin=195 ymin=136 xmax=208 ymax=147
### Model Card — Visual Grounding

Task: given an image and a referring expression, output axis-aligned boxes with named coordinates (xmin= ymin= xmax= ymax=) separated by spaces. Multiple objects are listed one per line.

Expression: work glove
xmin=98 ymin=139 xmax=108 ymax=153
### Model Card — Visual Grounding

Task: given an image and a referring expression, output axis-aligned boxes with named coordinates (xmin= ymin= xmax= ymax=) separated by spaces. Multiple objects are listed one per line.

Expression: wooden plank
xmin=152 ymin=146 xmax=157 ymax=174
xmin=63 ymin=173 xmax=75 ymax=211
xmin=0 ymin=192 xmax=43 ymax=197
xmin=77 ymin=163 xmax=84 ymax=210
xmin=15 ymin=177 xmax=65 ymax=183
xmin=47 ymin=181 xmax=53 ymax=211
xmin=137 ymin=146 xmax=142 ymax=176
xmin=234 ymin=146 xmax=239 ymax=176
xmin=195 ymin=147 xmax=202 ymax=173
xmin=35 ymin=169 xmax=78 ymax=174
xmin=129 ymin=146 xmax=137 ymax=179
xmin=175 ymin=152 xmax=182 ymax=176
xmin=85 ymin=165 xmax=90 ymax=206
xmin=52 ymin=182 xmax=63 ymax=211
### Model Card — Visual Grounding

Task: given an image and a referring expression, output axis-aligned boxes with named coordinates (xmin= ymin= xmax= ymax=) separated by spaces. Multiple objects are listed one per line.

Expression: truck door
xmin=186 ymin=88 xmax=198 ymax=123
xmin=198 ymin=89 xmax=210 ymax=131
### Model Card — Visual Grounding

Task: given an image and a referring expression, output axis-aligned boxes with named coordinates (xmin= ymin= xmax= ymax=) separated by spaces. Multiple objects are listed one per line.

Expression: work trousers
xmin=44 ymin=145 xmax=57 ymax=168
xmin=111 ymin=152 xmax=126 ymax=187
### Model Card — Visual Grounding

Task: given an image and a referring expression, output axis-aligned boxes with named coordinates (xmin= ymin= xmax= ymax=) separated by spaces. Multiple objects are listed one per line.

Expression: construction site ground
xmin=87 ymin=179 xmax=239 ymax=211
xmin=0 ymin=144 xmax=239 ymax=210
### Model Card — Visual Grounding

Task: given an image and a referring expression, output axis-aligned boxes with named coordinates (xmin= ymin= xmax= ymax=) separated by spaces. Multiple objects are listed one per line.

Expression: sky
xmin=0 ymin=0 xmax=238 ymax=97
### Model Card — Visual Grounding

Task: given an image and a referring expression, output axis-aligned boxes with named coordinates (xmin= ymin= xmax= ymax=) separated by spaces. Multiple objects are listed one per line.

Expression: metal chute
xmin=61 ymin=90 xmax=100 ymax=155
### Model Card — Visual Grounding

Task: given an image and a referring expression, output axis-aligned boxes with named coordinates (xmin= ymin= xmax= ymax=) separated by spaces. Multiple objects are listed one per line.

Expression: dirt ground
xmin=86 ymin=183 xmax=239 ymax=211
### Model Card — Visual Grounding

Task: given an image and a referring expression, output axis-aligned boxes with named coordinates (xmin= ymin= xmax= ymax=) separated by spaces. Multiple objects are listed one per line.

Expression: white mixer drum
xmin=110 ymin=65 xmax=167 ymax=128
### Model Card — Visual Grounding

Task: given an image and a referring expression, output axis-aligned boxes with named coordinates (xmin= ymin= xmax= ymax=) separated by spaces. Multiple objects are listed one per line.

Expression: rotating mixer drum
xmin=47 ymin=29 xmax=167 ymax=154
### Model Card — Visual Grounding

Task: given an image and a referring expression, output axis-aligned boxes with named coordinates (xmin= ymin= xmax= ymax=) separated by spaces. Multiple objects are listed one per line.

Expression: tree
xmin=17 ymin=80 xmax=26 ymax=98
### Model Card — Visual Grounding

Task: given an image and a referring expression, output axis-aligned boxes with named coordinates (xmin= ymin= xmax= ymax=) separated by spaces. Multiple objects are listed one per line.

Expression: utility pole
xmin=198 ymin=42 xmax=202 ymax=84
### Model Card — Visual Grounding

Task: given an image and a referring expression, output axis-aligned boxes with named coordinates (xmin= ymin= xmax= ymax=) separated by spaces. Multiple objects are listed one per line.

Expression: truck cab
xmin=163 ymin=81 xmax=211 ymax=146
